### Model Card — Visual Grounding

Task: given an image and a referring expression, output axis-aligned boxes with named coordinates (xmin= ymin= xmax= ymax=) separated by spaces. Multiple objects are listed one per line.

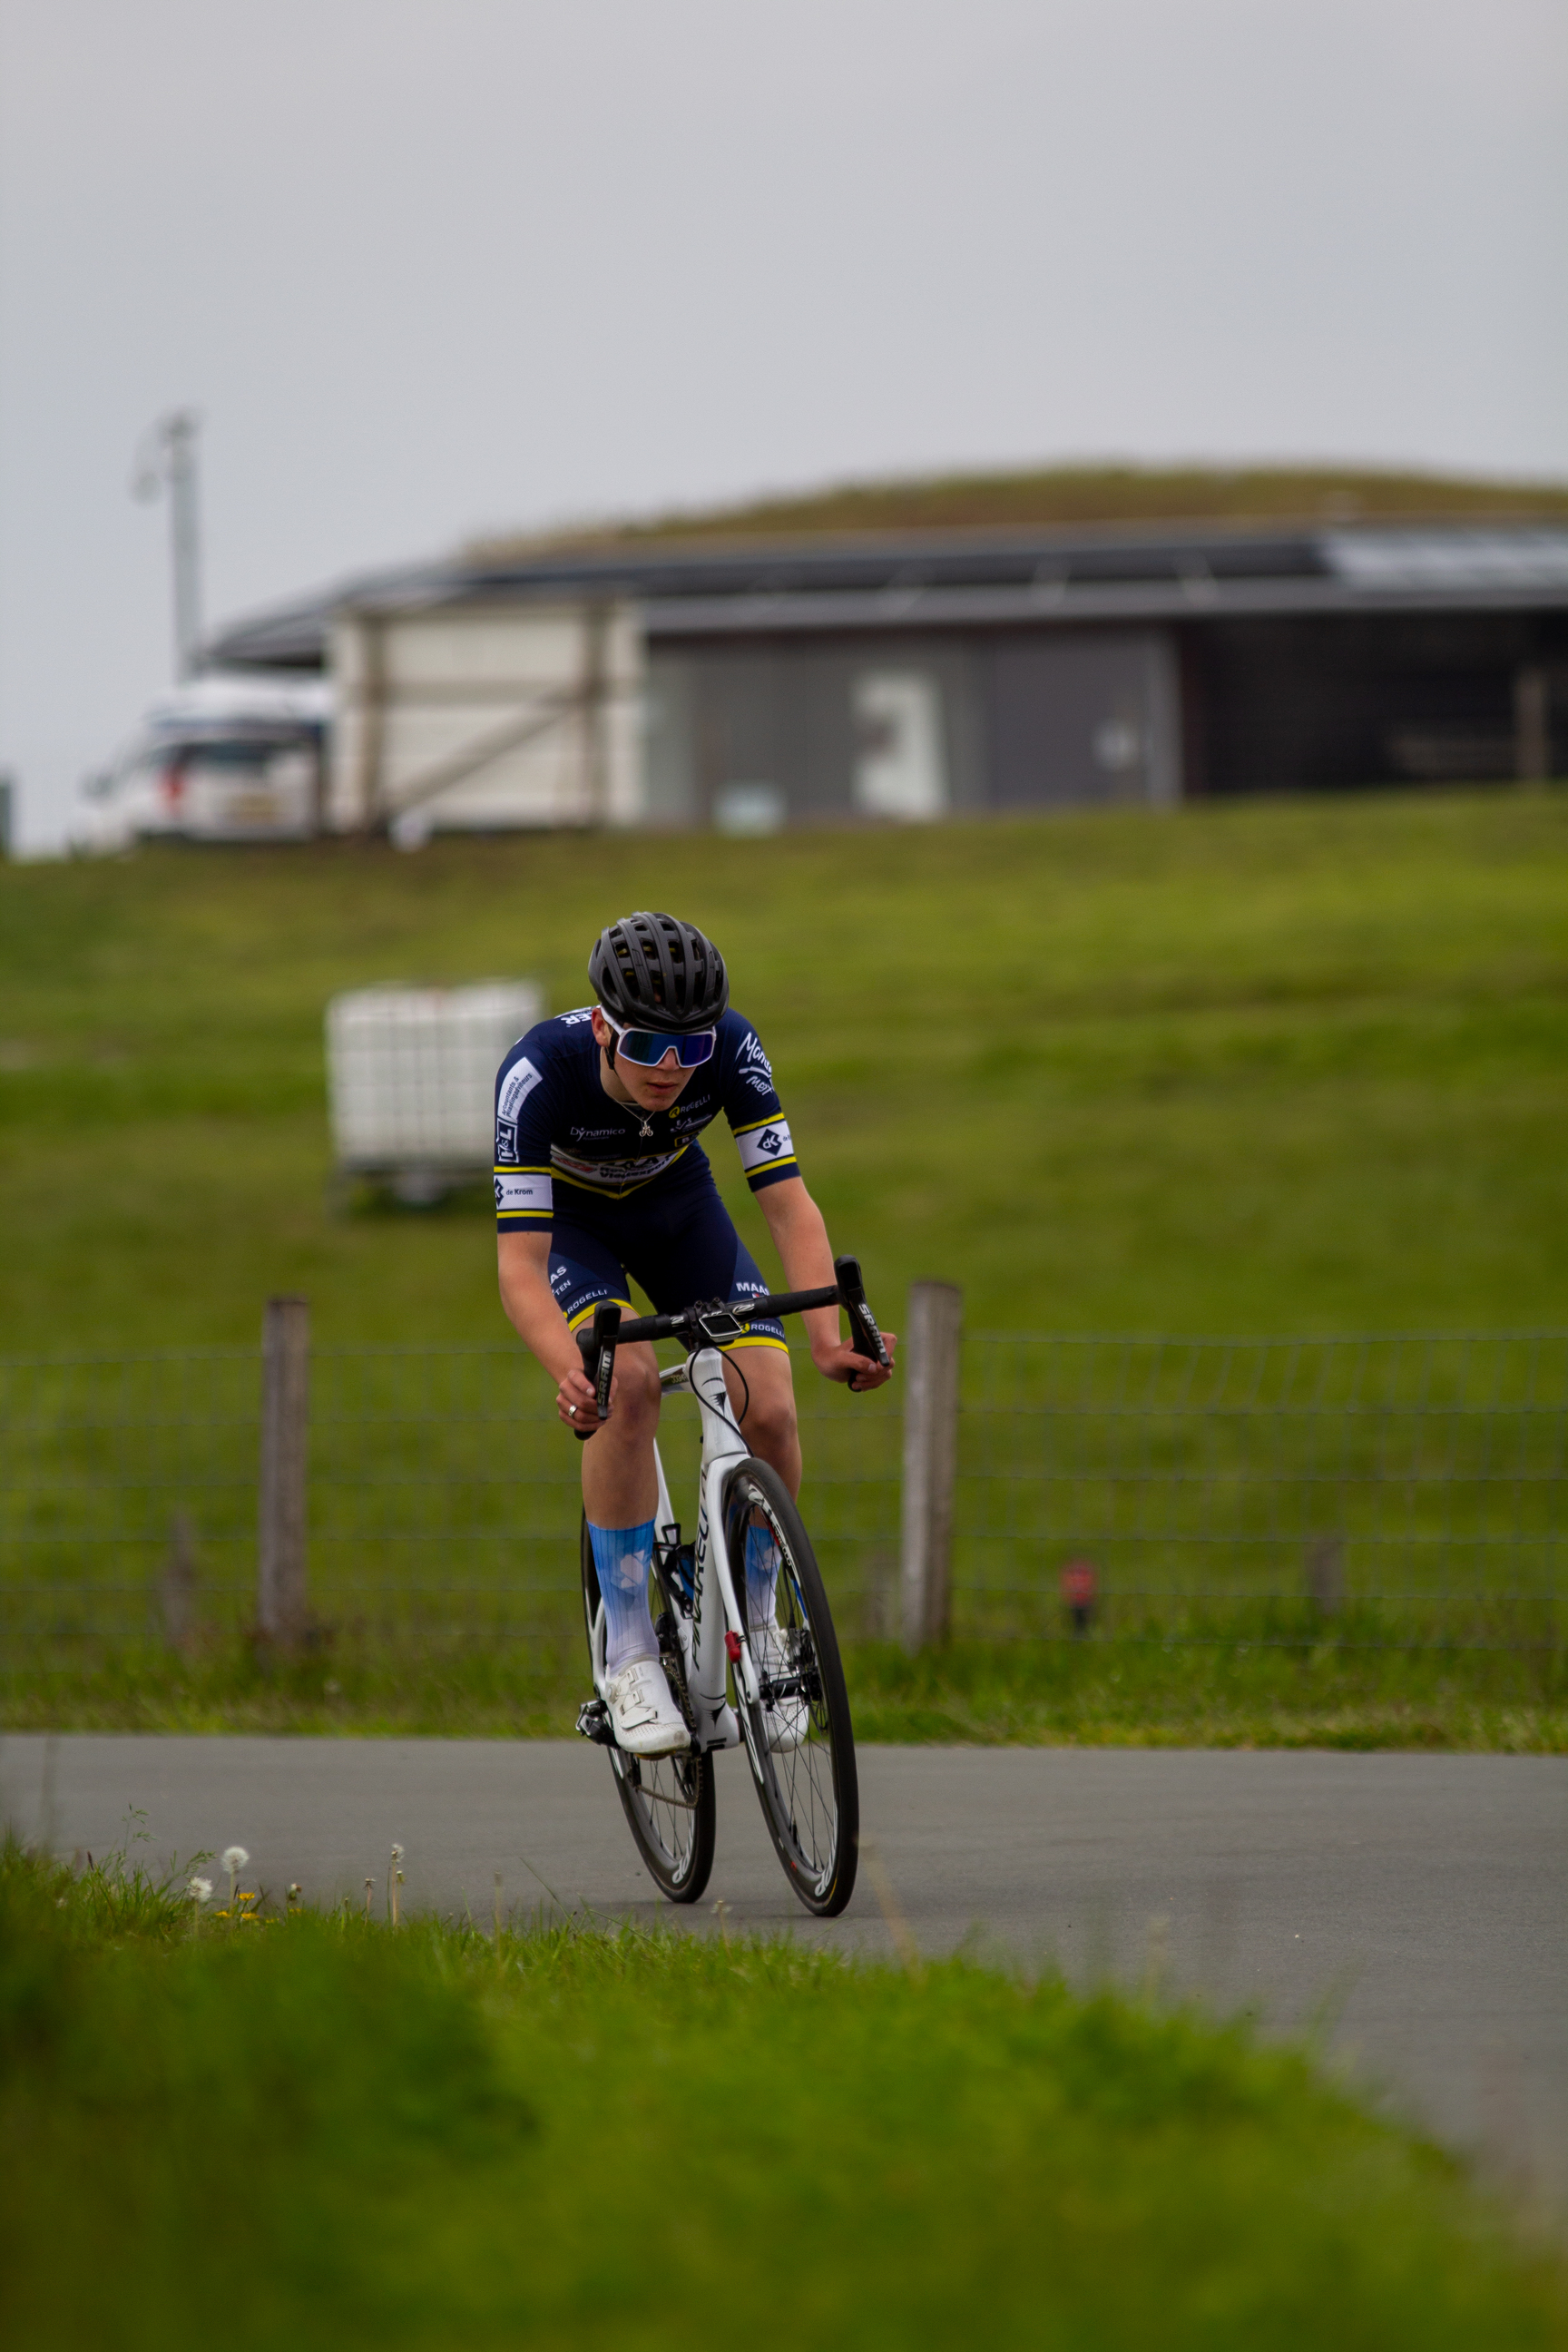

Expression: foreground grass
xmin=2 ymin=1841 xmax=1563 ymax=2350
xmin=5 ymin=1632 xmax=1566 ymax=1749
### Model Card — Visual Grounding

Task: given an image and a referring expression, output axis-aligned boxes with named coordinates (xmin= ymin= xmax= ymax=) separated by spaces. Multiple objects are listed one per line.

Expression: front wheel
xmin=723 ymin=1458 xmax=858 ymax=1917
xmin=581 ymin=1515 xmax=716 ymax=1904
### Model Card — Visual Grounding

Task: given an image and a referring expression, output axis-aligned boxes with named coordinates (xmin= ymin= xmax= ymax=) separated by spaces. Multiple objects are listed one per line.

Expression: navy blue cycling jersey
xmin=493 ymin=1006 xmax=799 ymax=1232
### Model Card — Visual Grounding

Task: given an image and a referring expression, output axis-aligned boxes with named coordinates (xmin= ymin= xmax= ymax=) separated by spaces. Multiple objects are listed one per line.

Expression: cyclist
xmin=495 ymin=909 xmax=895 ymax=1759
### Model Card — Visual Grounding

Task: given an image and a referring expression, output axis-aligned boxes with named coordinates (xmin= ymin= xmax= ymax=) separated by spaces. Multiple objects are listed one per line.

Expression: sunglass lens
xmin=616 ymin=1027 xmax=717 ymax=1068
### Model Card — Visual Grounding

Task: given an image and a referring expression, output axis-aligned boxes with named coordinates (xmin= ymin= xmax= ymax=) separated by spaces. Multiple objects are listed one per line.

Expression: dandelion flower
xmin=221 ymin=1845 xmax=249 ymax=1874
xmin=188 ymin=1875 xmax=213 ymax=1904
xmin=390 ymin=1842 xmax=405 ymax=1861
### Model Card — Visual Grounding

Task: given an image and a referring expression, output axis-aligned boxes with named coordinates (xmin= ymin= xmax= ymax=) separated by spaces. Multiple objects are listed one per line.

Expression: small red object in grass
xmin=725 ymin=1630 xmax=743 ymax=1664
xmin=1060 ymin=1560 xmax=1096 ymax=1610
xmin=1060 ymin=1559 xmax=1098 ymax=1635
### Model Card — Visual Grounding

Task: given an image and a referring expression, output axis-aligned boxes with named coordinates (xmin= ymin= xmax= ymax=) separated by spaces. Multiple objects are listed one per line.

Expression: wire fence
xmin=959 ymin=1334 xmax=1568 ymax=1646
xmin=1 ymin=1333 xmax=1564 ymax=1660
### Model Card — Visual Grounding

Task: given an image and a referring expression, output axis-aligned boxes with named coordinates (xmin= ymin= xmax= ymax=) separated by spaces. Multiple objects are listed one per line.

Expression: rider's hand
xmin=556 ymin=1363 xmax=612 ymax=1430
xmin=811 ymin=1333 xmax=897 ymax=1395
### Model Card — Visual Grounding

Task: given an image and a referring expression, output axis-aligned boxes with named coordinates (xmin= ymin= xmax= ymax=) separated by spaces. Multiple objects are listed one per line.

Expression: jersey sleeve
xmin=721 ymin=1014 xmax=799 ymax=1193
xmin=494 ymin=1034 xmax=554 ymax=1230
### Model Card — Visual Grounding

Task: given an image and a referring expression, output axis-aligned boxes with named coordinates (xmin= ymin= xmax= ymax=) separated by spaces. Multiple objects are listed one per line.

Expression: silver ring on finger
xmin=567 ymin=1403 xmax=577 ymax=1418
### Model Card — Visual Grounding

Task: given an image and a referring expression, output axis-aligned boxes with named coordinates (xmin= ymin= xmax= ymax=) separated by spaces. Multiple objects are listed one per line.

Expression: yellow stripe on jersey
xmin=566 ymin=1297 xmax=636 ymax=1332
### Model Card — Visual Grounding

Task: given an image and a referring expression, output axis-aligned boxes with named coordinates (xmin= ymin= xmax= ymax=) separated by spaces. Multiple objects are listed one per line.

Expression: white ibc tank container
xmin=326 ymin=981 xmax=544 ymax=1175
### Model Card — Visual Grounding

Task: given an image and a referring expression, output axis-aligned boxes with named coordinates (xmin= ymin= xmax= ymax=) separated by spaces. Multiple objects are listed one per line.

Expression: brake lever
xmin=833 ymin=1254 xmax=891 ymax=1388
xmin=573 ymin=1300 xmax=621 ymax=1439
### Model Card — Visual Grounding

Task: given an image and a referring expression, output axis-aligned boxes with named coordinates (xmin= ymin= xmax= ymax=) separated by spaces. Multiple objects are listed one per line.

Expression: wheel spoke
xmin=727 ymin=1465 xmax=856 ymax=1912
xmin=584 ymin=1511 xmax=715 ymax=1903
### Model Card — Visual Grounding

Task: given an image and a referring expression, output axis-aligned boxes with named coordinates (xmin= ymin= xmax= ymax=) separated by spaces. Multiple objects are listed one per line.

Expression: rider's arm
xmin=497 ymin=1232 xmax=601 ymax=1424
xmin=755 ymin=1176 xmax=895 ymax=1390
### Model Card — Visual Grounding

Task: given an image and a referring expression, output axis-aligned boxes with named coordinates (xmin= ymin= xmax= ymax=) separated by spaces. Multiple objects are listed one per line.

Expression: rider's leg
xmin=581 ymin=1339 xmax=663 ymax=1673
xmin=723 ymin=1342 xmax=799 ymax=1492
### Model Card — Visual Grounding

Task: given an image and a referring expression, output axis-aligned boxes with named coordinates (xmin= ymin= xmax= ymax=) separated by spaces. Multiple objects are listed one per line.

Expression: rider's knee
xmin=740 ymin=1367 xmax=798 ymax=1454
xmin=610 ymin=1349 xmax=662 ymax=1437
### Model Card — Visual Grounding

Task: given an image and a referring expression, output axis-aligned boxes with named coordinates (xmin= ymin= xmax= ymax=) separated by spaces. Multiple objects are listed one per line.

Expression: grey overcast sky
xmin=2 ymin=0 xmax=1565 ymax=848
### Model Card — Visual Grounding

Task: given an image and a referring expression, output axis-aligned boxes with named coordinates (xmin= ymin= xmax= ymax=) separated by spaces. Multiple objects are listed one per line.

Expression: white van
xmin=76 ymin=674 xmax=333 ymax=850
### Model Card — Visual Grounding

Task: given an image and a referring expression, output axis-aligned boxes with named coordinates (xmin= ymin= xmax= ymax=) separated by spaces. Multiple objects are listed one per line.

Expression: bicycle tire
xmin=723 ymin=1458 xmax=858 ymax=1916
xmin=580 ymin=1514 xmax=716 ymax=1905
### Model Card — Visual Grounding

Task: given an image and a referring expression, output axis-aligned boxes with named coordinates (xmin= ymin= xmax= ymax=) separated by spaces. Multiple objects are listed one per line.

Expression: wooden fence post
xmin=900 ymin=1281 xmax=963 ymax=1651
xmin=258 ymin=1296 xmax=310 ymax=1646
xmin=161 ymin=1510 xmax=196 ymax=1651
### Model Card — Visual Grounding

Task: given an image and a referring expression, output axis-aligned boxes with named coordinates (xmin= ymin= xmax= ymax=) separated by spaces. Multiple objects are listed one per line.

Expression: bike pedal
xmin=575 ymin=1698 xmax=614 ymax=1748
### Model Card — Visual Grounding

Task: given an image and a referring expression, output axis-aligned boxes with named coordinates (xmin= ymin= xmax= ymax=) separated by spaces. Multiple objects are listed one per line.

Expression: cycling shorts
xmin=547 ymin=1167 xmax=788 ymax=1353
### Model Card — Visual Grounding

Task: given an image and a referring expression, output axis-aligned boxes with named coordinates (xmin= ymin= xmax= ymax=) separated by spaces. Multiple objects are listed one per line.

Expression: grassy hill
xmin=471 ymin=461 xmax=1568 ymax=561
xmin=1 ymin=789 xmax=1565 ymax=1353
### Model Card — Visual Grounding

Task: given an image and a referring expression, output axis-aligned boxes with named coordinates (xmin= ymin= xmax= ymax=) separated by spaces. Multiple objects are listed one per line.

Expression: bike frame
xmin=578 ymin=1256 xmax=888 ymax=1757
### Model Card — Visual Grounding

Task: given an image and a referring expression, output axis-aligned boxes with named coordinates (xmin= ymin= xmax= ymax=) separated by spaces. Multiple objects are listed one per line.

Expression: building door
xmin=987 ymin=632 xmax=1181 ymax=808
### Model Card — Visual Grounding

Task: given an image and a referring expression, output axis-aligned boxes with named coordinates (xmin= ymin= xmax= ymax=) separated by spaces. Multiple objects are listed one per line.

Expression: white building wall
xmin=328 ymin=600 xmax=644 ymax=835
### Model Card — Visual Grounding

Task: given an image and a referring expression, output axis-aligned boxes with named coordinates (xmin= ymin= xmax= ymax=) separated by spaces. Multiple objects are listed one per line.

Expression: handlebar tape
xmin=833 ymin=1254 xmax=891 ymax=1375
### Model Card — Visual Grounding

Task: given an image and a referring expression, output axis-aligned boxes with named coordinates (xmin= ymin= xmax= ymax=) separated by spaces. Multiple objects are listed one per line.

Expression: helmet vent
xmin=590 ymin=910 xmax=729 ymax=1034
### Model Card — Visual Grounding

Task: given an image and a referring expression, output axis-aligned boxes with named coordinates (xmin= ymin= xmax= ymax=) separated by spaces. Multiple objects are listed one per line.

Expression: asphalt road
xmin=3 ymin=1734 xmax=1563 ymax=2199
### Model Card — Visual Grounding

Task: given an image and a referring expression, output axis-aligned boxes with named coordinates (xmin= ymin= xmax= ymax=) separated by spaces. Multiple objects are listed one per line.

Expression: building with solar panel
xmin=179 ymin=501 xmax=1568 ymax=841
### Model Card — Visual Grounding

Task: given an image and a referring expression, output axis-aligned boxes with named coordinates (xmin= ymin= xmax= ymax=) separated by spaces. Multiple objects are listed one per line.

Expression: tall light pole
xmin=132 ymin=410 xmax=203 ymax=680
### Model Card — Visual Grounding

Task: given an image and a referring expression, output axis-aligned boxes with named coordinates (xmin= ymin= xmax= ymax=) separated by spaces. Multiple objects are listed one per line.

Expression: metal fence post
xmin=900 ymin=1281 xmax=963 ymax=1651
xmin=258 ymin=1296 xmax=310 ymax=1646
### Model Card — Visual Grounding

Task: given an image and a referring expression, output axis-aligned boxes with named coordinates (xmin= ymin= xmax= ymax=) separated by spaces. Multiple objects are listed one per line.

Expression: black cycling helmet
xmin=589 ymin=911 xmax=730 ymax=1034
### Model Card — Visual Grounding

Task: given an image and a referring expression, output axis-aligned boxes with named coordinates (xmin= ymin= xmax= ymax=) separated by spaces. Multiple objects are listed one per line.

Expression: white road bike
xmin=574 ymin=1257 xmax=889 ymax=1919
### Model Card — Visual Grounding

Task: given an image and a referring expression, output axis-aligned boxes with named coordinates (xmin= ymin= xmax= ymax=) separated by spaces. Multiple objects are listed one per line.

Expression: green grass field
xmin=3 ymin=1627 xmax=1564 ymax=1749
xmin=3 ymin=791 xmax=1565 ymax=1738
xmin=4 ymin=1838 xmax=1563 ymax=2350
xmin=4 ymin=789 xmax=1566 ymax=1346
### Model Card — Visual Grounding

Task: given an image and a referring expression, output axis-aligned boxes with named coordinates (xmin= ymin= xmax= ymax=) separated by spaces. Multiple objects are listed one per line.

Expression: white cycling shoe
xmin=750 ymin=1623 xmax=809 ymax=1753
xmin=603 ymin=1656 xmax=691 ymax=1758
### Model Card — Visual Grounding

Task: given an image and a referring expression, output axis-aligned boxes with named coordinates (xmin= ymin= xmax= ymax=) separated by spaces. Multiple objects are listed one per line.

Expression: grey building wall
xmin=643 ymin=628 xmax=1181 ymax=827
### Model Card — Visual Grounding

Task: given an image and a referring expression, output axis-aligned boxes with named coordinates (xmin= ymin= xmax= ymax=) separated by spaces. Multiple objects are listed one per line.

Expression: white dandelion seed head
xmin=390 ymin=1843 xmax=404 ymax=1861
xmin=287 ymin=1882 xmax=301 ymax=1898
xmin=188 ymin=1876 xmax=213 ymax=1904
xmin=221 ymin=1846 xmax=249 ymax=1873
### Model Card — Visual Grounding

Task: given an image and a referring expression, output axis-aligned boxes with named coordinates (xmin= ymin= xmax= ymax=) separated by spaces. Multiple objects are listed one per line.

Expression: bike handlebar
xmin=572 ymin=1254 xmax=891 ymax=1438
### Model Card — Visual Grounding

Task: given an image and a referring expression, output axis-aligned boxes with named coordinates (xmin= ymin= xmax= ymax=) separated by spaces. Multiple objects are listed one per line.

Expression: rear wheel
xmin=723 ymin=1458 xmax=858 ymax=1917
xmin=581 ymin=1515 xmax=715 ymax=1904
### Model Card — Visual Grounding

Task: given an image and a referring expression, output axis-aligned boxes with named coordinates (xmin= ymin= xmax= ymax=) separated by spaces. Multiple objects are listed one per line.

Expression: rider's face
xmin=592 ymin=1007 xmax=698 ymax=1114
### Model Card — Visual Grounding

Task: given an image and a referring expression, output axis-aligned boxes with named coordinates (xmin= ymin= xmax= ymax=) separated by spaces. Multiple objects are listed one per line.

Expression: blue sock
xmin=744 ymin=1521 xmax=780 ymax=1629
xmin=589 ymin=1518 xmax=658 ymax=1675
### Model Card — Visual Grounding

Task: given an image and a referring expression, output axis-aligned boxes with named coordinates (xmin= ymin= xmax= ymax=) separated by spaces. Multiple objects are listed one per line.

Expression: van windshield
xmin=157 ymin=739 xmax=311 ymax=770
